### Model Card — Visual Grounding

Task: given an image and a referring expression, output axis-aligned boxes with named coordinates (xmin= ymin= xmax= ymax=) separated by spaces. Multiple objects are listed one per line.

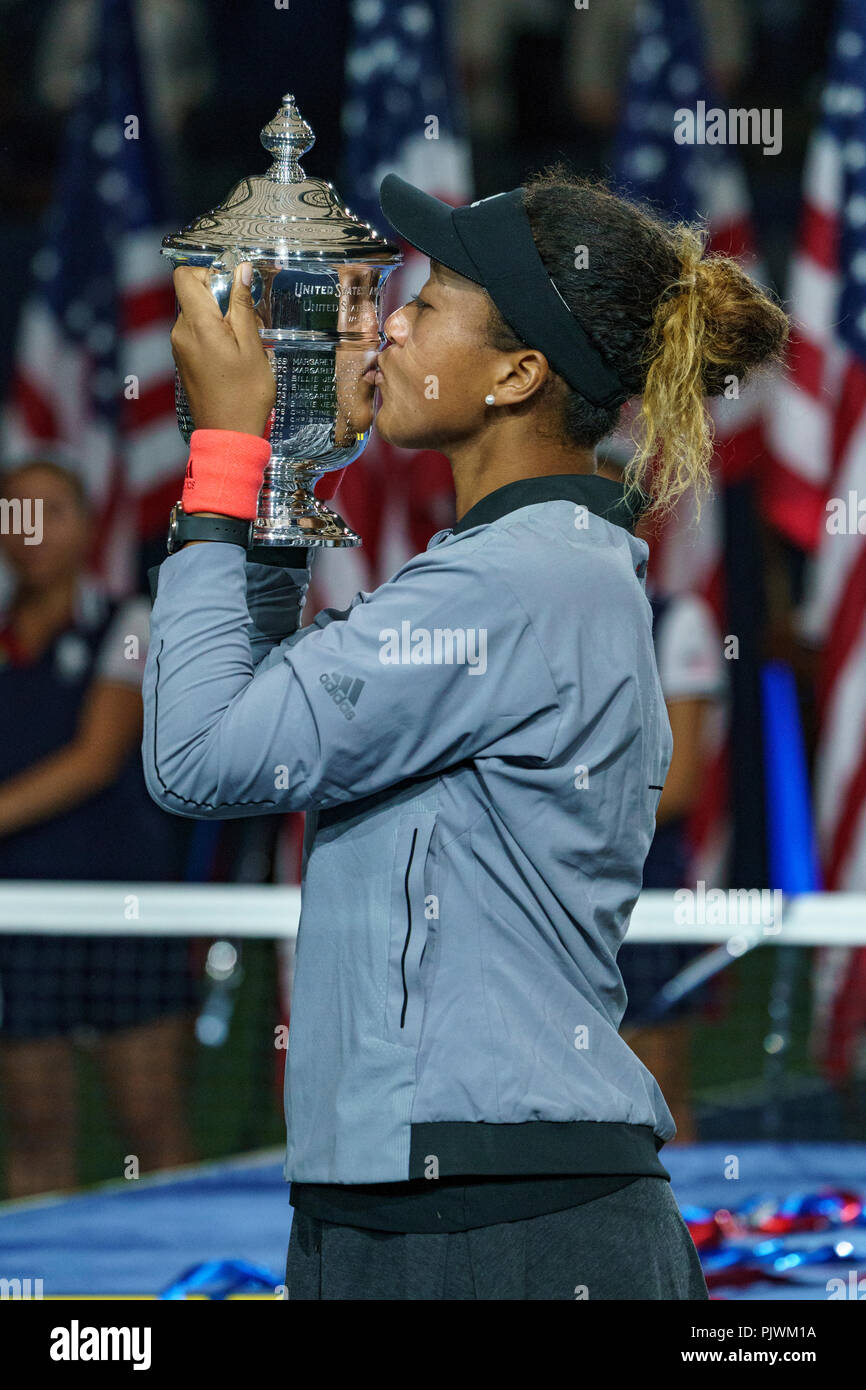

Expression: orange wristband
xmin=182 ymin=430 xmax=271 ymax=521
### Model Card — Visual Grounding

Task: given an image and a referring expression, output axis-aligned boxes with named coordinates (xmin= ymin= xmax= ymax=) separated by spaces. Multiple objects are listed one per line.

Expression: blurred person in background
xmin=564 ymin=0 xmax=750 ymax=134
xmin=0 ymin=460 xmax=197 ymax=1198
xmin=455 ymin=0 xmax=749 ymax=176
xmin=597 ymin=444 xmax=728 ymax=1143
xmin=456 ymin=0 xmax=586 ymax=190
xmin=456 ymin=0 xmax=562 ymax=144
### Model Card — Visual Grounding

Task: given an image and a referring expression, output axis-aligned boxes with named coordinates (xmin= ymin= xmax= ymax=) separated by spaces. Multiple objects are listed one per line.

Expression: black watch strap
xmin=168 ymin=505 xmax=251 ymax=554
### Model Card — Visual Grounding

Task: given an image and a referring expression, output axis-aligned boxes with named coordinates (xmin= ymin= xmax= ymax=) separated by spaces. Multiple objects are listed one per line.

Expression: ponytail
xmin=623 ymin=224 xmax=789 ymax=529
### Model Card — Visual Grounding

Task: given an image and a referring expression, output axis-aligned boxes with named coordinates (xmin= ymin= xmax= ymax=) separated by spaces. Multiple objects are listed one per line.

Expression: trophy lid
xmin=162 ymin=94 xmax=402 ymax=265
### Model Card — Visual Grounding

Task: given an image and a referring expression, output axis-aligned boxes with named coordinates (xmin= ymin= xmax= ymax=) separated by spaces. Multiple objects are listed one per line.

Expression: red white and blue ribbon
xmin=683 ymin=1188 xmax=866 ymax=1291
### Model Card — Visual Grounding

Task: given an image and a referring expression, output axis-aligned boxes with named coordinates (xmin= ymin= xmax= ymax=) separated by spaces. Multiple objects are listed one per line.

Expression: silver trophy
xmin=162 ymin=93 xmax=402 ymax=553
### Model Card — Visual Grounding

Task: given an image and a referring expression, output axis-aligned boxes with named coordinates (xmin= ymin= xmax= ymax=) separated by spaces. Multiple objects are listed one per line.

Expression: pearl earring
xmin=485 ymin=393 xmax=496 ymax=405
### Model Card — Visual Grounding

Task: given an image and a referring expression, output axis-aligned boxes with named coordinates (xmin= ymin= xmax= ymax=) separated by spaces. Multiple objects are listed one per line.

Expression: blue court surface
xmin=1 ymin=1142 xmax=864 ymax=1299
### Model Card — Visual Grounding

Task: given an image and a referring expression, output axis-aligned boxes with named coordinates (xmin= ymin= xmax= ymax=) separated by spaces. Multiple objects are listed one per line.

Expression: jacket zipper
xmin=399 ymin=827 xmax=418 ymax=1028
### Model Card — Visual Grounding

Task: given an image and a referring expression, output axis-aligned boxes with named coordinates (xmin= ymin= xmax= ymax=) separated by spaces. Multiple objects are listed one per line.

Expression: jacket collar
xmin=451 ymin=472 xmax=648 ymax=536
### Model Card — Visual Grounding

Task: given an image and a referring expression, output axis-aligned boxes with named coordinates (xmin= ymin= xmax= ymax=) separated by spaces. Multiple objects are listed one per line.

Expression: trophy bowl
xmin=162 ymin=93 xmax=403 ymax=555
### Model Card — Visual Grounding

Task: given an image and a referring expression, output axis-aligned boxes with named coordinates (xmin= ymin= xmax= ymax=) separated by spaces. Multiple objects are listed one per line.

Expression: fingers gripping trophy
xmin=162 ymin=93 xmax=403 ymax=560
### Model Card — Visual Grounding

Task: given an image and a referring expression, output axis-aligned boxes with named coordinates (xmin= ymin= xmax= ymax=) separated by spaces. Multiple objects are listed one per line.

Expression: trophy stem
xmin=252 ymin=461 xmax=362 ymax=549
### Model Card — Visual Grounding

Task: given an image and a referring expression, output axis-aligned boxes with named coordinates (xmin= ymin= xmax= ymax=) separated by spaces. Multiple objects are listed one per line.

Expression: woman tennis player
xmin=143 ymin=168 xmax=788 ymax=1300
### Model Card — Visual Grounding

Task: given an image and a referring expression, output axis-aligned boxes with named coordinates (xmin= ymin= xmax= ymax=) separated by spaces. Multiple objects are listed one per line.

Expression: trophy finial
xmin=260 ymin=93 xmax=315 ymax=183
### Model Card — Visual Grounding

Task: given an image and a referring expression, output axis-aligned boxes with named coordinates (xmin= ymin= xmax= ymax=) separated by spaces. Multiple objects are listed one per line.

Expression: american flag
xmin=765 ymin=0 xmax=866 ymax=1081
xmin=1 ymin=0 xmax=182 ymax=595
xmin=275 ymin=0 xmax=473 ymax=1017
xmin=609 ymin=0 xmax=768 ymax=889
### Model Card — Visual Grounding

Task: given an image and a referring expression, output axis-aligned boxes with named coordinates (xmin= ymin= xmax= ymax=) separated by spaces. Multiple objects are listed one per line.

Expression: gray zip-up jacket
xmin=142 ymin=471 xmax=675 ymax=1185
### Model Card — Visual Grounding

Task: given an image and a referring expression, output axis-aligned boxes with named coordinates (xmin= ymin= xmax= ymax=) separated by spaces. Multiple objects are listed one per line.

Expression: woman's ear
xmin=498 ymin=348 xmax=550 ymax=406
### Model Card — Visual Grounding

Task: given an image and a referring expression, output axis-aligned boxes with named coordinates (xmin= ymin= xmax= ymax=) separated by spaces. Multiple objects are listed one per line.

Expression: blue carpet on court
xmin=1 ymin=1142 xmax=864 ymax=1299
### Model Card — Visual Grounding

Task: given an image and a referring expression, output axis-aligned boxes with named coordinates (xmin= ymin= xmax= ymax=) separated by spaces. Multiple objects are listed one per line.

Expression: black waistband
xmin=408 ymin=1119 xmax=670 ymax=1180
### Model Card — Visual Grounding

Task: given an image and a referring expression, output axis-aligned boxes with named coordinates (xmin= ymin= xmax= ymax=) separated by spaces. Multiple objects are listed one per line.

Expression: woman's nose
xmin=382 ymin=306 xmax=408 ymax=346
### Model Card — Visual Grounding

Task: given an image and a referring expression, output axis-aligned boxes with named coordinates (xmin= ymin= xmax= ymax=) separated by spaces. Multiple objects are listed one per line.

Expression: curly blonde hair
xmin=622 ymin=223 xmax=790 ymax=528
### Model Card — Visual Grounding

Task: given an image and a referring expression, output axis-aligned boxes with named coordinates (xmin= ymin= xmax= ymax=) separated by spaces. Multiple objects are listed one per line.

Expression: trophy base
xmin=252 ymin=485 xmax=362 ymax=553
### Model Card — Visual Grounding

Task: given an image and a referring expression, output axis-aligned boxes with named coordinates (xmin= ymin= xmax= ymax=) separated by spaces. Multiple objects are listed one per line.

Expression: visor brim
xmin=378 ymin=174 xmax=482 ymax=285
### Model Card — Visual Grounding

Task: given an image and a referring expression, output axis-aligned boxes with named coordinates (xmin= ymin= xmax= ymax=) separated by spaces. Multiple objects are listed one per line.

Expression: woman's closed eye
xmin=408 ymin=293 xmax=431 ymax=312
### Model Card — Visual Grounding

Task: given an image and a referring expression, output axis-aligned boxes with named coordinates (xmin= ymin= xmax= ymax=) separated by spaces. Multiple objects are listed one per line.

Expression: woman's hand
xmin=170 ymin=263 xmax=276 ymax=437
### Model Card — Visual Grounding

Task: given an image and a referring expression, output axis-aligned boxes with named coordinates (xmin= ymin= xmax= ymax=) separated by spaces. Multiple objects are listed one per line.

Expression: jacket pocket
xmin=385 ymin=813 xmax=436 ymax=1049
